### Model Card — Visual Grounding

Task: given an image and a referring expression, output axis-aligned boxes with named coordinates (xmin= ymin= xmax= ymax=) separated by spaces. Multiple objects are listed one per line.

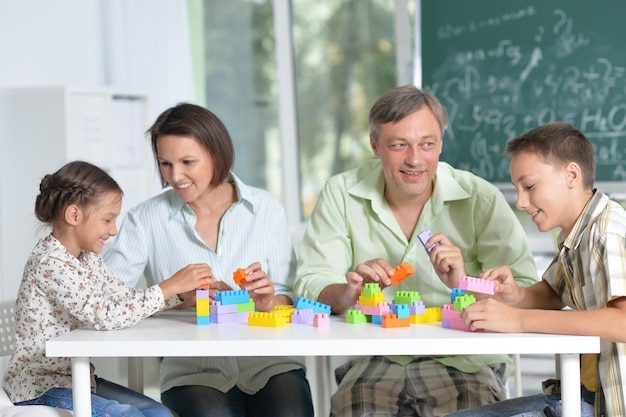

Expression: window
xmin=194 ymin=0 xmax=413 ymax=225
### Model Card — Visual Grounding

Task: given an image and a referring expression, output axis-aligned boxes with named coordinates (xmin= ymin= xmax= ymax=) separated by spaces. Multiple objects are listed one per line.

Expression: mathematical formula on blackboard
xmin=423 ymin=1 xmax=626 ymax=182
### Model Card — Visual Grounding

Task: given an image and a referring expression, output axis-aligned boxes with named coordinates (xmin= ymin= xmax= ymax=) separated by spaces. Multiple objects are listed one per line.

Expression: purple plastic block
xmin=410 ymin=301 xmax=425 ymax=315
xmin=418 ymin=229 xmax=439 ymax=254
xmin=292 ymin=309 xmax=314 ymax=324
xmin=210 ymin=301 xmax=237 ymax=315
xmin=210 ymin=311 xmax=250 ymax=323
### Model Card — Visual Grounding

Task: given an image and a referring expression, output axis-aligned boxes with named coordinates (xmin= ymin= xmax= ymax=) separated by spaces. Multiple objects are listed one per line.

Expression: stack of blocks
xmin=346 ymin=275 xmax=495 ymax=332
xmin=440 ymin=275 xmax=494 ymax=331
xmin=195 ymin=275 xmax=331 ymax=328
xmin=349 ymin=282 xmax=433 ymax=328
xmin=194 ymin=263 xmax=495 ymax=333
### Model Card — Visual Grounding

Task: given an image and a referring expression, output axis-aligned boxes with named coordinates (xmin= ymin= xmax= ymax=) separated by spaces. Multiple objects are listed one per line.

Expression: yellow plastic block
xmin=410 ymin=307 xmax=442 ymax=324
xmin=247 ymin=312 xmax=286 ymax=327
xmin=196 ymin=298 xmax=210 ymax=316
xmin=358 ymin=292 xmax=386 ymax=307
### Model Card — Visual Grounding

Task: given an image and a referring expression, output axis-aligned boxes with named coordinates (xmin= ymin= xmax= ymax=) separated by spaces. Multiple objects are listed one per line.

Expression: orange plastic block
xmin=389 ymin=262 xmax=414 ymax=285
xmin=381 ymin=313 xmax=411 ymax=328
xmin=198 ymin=280 xmax=211 ymax=290
xmin=233 ymin=268 xmax=248 ymax=285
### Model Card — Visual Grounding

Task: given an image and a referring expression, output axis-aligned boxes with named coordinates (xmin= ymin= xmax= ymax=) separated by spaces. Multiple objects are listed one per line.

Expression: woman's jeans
xmin=16 ymin=377 xmax=173 ymax=417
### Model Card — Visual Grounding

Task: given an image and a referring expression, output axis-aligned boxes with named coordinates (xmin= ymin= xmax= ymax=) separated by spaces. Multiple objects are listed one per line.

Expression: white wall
xmin=0 ymin=0 xmax=195 ymax=300
xmin=0 ymin=1 xmax=106 ymax=88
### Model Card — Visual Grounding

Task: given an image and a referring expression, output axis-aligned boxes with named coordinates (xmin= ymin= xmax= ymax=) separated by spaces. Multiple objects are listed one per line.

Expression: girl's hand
xmin=159 ymin=263 xmax=213 ymax=301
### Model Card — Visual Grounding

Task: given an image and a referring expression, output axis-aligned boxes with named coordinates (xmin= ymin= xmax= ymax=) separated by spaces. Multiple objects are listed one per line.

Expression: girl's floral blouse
xmin=3 ymin=234 xmax=178 ymax=403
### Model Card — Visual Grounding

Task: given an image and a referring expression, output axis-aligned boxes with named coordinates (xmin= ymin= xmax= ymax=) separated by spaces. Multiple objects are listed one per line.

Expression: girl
xmin=3 ymin=160 xmax=211 ymax=417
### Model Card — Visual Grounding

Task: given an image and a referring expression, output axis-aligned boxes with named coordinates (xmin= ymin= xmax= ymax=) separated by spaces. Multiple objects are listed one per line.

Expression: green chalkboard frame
xmin=422 ymin=0 xmax=626 ymax=191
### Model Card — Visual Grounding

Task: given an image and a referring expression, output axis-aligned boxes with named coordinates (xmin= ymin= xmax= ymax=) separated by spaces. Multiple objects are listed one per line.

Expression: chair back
xmin=0 ymin=299 xmax=74 ymax=415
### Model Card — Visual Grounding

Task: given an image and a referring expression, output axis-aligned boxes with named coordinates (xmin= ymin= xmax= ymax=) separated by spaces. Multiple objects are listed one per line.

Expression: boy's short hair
xmin=504 ymin=122 xmax=596 ymax=189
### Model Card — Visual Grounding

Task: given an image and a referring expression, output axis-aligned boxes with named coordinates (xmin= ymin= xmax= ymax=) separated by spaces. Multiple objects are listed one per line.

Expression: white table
xmin=46 ymin=312 xmax=600 ymax=417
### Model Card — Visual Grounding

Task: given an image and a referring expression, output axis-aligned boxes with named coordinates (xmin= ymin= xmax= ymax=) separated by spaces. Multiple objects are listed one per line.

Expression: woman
xmin=103 ymin=103 xmax=313 ymax=417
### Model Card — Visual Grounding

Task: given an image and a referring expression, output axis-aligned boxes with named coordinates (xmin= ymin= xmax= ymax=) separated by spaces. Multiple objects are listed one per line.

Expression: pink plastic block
xmin=313 ymin=313 xmax=330 ymax=327
xmin=458 ymin=276 xmax=495 ymax=295
xmin=354 ymin=302 xmax=390 ymax=316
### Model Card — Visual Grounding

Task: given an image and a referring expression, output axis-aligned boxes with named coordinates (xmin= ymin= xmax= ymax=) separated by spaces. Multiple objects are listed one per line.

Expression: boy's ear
xmin=565 ymin=162 xmax=582 ymax=188
xmin=64 ymin=204 xmax=81 ymax=225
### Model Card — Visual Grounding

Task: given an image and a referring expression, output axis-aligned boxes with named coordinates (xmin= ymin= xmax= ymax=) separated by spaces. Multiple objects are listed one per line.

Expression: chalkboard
xmin=422 ymin=1 xmax=626 ymax=183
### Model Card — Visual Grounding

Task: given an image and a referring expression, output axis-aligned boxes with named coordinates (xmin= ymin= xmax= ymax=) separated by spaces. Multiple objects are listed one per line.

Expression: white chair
xmin=0 ymin=300 xmax=73 ymax=416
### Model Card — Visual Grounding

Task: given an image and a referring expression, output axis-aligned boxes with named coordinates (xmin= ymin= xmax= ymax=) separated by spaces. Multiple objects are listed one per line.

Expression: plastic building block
xmin=233 ymin=268 xmax=248 ymax=285
xmin=236 ymin=300 xmax=256 ymax=313
xmin=292 ymin=309 xmax=314 ymax=324
xmin=293 ymin=296 xmax=331 ymax=315
xmin=389 ymin=262 xmax=414 ymax=285
xmin=196 ymin=288 xmax=210 ymax=322
xmin=273 ymin=305 xmax=296 ymax=312
xmin=272 ymin=309 xmax=293 ymax=323
xmin=362 ymin=283 xmax=382 ymax=297
xmin=453 ymin=293 xmax=476 ymax=311
xmin=391 ymin=303 xmax=410 ymax=319
xmin=197 ymin=316 xmax=210 ymax=325
xmin=358 ymin=292 xmax=386 ymax=307
xmin=441 ymin=303 xmax=462 ymax=320
xmin=210 ymin=301 xmax=236 ymax=315
xmin=248 ymin=312 xmax=286 ymax=327
xmin=410 ymin=307 xmax=442 ymax=324
xmin=381 ymin=313 xmax=410 ymax=328
xmin=196 ymin=288 xmax=209 ymax=299
xmin=450 ymin=288 xmax=467 ymax=302
xmin=355 ymin=302 xmax=390 ymax=316
xmin=458 ymin=276 xmax=495 ymax=295
xmin=215 ymin=290 xmax=251 ymax=305
xmin=418 ymin=229 xmax=439 ymax=254
xmin=394 ymin=290 xmax=421 ymax=305
xmin=313 ymin=313 xmax=330 ymax=327
xmin=410 ymin=300 xmax=425 ymax=315
xmin=211 ymin=311 xmax=250 ymax=324
xmin=346 ymin=309 xmax=368 ymax=324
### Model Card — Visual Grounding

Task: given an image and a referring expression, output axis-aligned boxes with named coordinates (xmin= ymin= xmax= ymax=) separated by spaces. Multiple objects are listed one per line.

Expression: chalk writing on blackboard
xmin=422 ymin=1 xmax=626 ymax=182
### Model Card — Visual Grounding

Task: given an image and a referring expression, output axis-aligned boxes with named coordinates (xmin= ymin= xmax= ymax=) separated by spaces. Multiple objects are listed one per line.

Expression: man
xmin=294 ymin=85 xmax=539 ymax=417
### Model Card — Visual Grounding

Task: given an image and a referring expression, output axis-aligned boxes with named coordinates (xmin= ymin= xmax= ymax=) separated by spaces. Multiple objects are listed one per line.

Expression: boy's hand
xmin=461 ymin=298 xmax=524 ymax=333
xmin=480 ymin=265 xmax=523 ymax=304
xmin=427 ymin=234 xmax=466 ymax=289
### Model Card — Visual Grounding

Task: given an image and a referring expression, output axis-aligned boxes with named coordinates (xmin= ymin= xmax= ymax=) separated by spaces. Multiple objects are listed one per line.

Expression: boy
xmin=447 ymin=122 xmax=626 ymax=417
